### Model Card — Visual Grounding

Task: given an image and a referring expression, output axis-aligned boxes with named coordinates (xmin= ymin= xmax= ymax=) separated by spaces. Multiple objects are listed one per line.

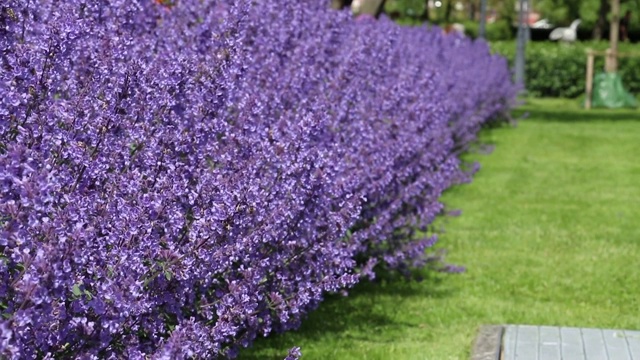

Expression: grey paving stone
xmin=603 ymin=329 xmax=632 ymax=360
xmin=561 ymin=327 xmax=586 ymax=360
xmin=516 ymin=326 xmax=539 ymax=360
xmin=538 ymin=326 xmax=561 ymax=359
xmin=582 ymin=328 xmax=608 ymax=360
xmin=503 ymin=325 xmax=517 ymax=359
xmin=623 ymin=330 xmax=640 ymax=359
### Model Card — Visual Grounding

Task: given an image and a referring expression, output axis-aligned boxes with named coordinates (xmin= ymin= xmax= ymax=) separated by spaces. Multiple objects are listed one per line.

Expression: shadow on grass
xmin=512 ymin=98 xmax=640 ymax=123
xmin=241 ymin=270 xmax=454 ymax=359
xmin=524 ymin=109 xmax=639 ymax=123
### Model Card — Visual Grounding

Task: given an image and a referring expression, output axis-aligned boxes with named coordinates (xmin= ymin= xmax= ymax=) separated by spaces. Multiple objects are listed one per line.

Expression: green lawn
xmin=242 ymin=98 xmax=640 ymax=360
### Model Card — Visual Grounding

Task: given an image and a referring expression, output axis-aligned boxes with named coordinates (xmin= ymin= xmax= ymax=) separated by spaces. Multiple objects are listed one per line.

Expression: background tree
xmin=334 ymin=0 xmax=639 ymax=42
xmin=536 ymin=0 xmax=582 ymax=25
xmin=444 ymin=0 xmax=454 ymax=22
xmin=593 ymin=0 xmax=609 ymax=40
xmin=420 ymin=0 xmax=430 ymax=22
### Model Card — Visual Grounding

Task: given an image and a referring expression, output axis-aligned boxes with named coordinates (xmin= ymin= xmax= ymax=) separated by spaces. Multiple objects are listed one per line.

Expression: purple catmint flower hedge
xmin=0 ymin=0 xmax=516 ymax=358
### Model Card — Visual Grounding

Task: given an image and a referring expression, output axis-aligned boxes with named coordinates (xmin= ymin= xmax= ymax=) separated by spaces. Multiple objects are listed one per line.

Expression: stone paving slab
xmin=471 ymin=325 xmax=503 ymax=360
xmin=502 ymin=325 xmax=640 ymax=360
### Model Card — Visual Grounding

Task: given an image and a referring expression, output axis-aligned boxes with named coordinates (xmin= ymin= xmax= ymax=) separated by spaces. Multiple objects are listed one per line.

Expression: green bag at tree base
xmin=590 ymin=72 xmax=638 ymax=109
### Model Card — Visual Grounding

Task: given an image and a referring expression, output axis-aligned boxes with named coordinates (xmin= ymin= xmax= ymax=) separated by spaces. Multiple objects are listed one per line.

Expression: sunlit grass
xmin=241 ymin=98 xmax=640 ymax=360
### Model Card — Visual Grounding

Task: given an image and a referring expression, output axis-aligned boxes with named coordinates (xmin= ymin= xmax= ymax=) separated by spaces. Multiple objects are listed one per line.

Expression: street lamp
xmin=514 ymin=0 xmax=529 ymax=92
xmin=479 ymin=0 xmax=487 ymax=38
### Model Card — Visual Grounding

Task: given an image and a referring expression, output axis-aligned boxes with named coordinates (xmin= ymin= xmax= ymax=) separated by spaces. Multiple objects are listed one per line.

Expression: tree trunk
xmin=468 ymin=1 xmax=476 ymax=21
xmin=420 ymin=0 xmax=430 ymax=22
xmin=592 ymin=0 xmax=609 ymax=40
xmin=374 ymin=0 xmax=386 ymax=18
xmin=444 ymin=0 xmax=453 ymax=22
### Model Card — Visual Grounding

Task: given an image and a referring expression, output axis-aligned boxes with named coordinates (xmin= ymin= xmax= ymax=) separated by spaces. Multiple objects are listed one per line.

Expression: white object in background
xmin=351 ymin=0 xmax=384 ymax=15
xmin=451 ymin=23 xmax=465 ymax=34
xmin=531 ymin=18 xmax=554 ymax=29
xmin=549 ymin=19 xmax=581 ymax=42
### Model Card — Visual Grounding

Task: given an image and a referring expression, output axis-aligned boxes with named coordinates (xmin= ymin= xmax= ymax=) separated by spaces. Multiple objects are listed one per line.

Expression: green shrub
xmin=461 ymin=20 xmax=479 ymax=39
xmin=490 ymin=41 xmax=640 ymax=98
xmin=462 ymin=20 xmax=514 ymax=41
xmin=486 ymin=20 xmax=514 ymax=41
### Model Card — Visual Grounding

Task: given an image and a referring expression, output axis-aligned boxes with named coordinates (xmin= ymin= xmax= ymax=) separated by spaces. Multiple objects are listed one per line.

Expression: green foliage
xmin=535 ymin=0 xmax=640 ymax=29
xmin=491 ymin=41 xmax=640 ymax=98
xmin=462 ymin=20 xmax=479 ymax=37
xmin=383 ymin=0 xmax=640 ymax=35
xmin=486 ymin=19 xmax=514 ymax=40
xmin=576 ymin=0 xmax=600 ymax=29
xmin=383 ymin=0 xmax=426 ymax=18
xmin=496 ymin=0 xmax=516 ymax=23
xmin=462 ymin=19 xmax=514 ymax=40
xmin=536 ymin=0 xmax=583 ymax=25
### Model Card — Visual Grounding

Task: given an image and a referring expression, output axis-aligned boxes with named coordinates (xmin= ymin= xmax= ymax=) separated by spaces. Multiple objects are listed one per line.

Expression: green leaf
xmin=72 ymin=284 xmax=82 ymax=297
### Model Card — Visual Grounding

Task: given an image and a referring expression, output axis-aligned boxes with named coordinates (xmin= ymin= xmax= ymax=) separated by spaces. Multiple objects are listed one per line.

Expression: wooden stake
xmin=585 ymin=49 xmax=595 ymax=109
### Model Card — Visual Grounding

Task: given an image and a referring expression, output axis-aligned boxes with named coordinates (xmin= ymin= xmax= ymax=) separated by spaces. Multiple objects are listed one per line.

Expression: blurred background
xmin=334 ymin=0 xmax=640 ymax=42
xmin=332 ymin=0 xmax=640 ymax=101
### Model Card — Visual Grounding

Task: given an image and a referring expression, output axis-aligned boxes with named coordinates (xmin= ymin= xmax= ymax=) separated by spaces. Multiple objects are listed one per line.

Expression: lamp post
xmin=479 ymin=0 xmax=488 ymax=38
xmin=514 ymin=0 xmax=529 ymax=92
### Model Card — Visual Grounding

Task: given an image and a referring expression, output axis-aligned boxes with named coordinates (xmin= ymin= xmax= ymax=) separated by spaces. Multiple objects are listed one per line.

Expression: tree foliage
xmin=383 ymin=0 xmax=640 ymax=38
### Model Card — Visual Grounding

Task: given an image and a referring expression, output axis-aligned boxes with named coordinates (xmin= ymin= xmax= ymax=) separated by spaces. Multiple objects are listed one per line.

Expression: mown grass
xmin=241 ymin=98 xmax=640 ymax=360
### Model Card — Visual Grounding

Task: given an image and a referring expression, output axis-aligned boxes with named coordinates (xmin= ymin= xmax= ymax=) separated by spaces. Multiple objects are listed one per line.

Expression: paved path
xmin=502 ymin=325 xmax=640 ymax=360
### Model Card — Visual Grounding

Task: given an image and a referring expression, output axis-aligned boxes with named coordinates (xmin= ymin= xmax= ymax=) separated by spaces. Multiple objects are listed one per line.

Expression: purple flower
xmin=285 ymin=346 xmax=302 ymax=360
xmin=0 ymin=0 xmax=515 ymax=358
